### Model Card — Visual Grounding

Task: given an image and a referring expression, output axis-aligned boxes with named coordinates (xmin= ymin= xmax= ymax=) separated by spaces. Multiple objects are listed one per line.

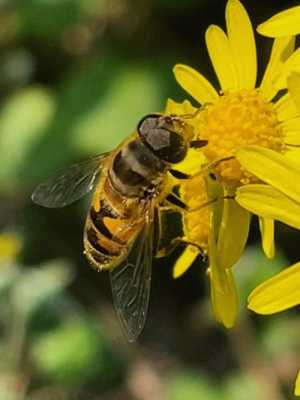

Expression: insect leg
xmin=164 ymin=192 xmax=188 ymax=211
xmin=170 ymin=155 xmax=236 ymax=182
xmin=156 ymin=236 xmax=203 ymax=258
xmin=169 ymin=169 xmax=191 ymax=180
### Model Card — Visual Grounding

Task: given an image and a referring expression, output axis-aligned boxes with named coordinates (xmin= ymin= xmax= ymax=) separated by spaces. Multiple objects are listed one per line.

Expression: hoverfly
xmin=32 ymin=113 xmax=207 ymax=341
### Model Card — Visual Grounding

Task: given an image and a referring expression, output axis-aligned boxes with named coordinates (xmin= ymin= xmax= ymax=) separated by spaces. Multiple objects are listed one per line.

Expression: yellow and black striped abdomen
xmin=83 ymin=177 xmax=144 ymax=271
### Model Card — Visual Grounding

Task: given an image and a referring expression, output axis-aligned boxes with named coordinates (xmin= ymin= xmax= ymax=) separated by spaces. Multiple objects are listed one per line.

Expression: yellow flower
xmin=0 ymin=233 xmax=21 ymax=263
xmin=169 ymin=0 xmax=300 ymax=337
xmin=173 ymin=0 xmax=300 ymax=260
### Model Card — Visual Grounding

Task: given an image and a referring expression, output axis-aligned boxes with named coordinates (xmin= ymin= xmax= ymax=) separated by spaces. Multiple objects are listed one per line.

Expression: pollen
xmin=181 ymin=175 xmax=210 ymax=252
xmin=196 ymin=89 xmax=285 ymax=185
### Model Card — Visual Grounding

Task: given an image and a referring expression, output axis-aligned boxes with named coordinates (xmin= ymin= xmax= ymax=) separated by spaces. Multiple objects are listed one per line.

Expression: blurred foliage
xmin=31 ymin=317 xmax=124 ymax=388
xmin=0 ymin=0 xmax=300 ymax=399
xmin=166 ymin=372 xmax=220 ymax=400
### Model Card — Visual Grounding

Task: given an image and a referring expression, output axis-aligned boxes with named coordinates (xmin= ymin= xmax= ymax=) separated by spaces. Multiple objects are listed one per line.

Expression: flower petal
xmin=165 ymin=98 xmax=196 ymax=115
xmin=260 ymin=36 xmax=295 ymax=100
xmin=235 ymin=146 xmax=300 ymax=204
xmin=210 ymin=267 xmax=239 ymax=328
xmin=225 ymin=0 xmax=257 ymax=89
xmin=282 ymin=117 xmax=300 ymax=145
xmin=173 ymin=245 xmax=199 ymax=279
xmin=236 ymin=184 xmax=300 ymax=230
xmin=295 ymin=371 xmax=300 ymax=396
xmin=248 ymin=260 xmax=300 ymax=314
xmin=173 ymin=64 xmax=219 ymax=105
xmin=208 ymin=205 xmax=238 ymax=329
xmin=204 ymin=171 xmax=224 ymax=243
xmin=205 ymin=25 xmax=239 ymax=91
xmin=259 ymin=217 xmax=275 ymax=259
xmin=273 ymin=48 xmax=300 ymax=90
xmin=217 ymin=197 xmax=250 ymax=269
xmin=177 ymin=152 xmax=207 ymax=176
xmin=274 ymin=93 xmax=299 ymax=121
xmin=257 ymin=6 xmax=300 ymax=37
xmin=287 ymin=71 xmax=300 ymax=112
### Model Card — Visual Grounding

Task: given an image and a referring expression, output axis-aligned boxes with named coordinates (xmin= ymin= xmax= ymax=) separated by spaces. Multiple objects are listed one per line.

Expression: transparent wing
xmin=110 ymin=204 xmax=155 ymax=342
xmin=31 ymin=153 xmax=109 ymax=208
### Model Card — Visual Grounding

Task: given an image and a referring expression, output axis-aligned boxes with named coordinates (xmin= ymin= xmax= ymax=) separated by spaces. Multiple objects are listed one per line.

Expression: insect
xmin=32 ymin=113 xmax=207 ymax=341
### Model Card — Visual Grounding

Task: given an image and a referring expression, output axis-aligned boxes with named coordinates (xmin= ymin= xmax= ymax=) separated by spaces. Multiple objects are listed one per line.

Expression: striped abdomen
xmin=84 ymin=136 xmax=166 ymax=270
xmin=83 ymin=197 xmax=143 ymax=270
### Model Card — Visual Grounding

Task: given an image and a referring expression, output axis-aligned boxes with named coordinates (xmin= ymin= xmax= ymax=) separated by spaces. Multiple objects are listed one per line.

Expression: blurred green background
xmin=0 ymin=0 xmax=300 ymax=399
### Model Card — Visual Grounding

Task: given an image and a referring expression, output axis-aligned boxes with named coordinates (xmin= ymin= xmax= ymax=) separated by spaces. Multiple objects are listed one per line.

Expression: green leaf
xmin=0 ymin=87 xmax=55 ymax=191
xmin=18 ymin=0 xmax=82 ymax=41
xmin=260 ymin=317 xmax=300 ymax=358
xmin=234 ymin=246 xmax=286 ymax=310
xmin=30 ymin=317 xmax=125 ymax=387
xmin=11 ymin=260 xmax=73 ymax=319
xmin=72 ymin=66 xmax=162 ymax=154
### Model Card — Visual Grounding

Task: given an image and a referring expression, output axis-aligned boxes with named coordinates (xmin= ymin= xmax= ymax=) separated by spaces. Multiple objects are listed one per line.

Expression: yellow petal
xmin=287 ymin=71 xmax=300 ymax=113
xmin=235 ymin=146 xmax=300 ymax=204
xmin=274 ymin=93 xmax=299 ymax=121
xmin=259 ymin=217 xmax=275 ymax=259
xmin=257 ymin=6 xmax=300 ymax=37
xmin=217 ymin=197 xmax=250 ymax=269
xmin=173 ymin=245 xmax=199 ymax=279
xmin=173 ymin=64 xmax=219 ymax=105
xmin=274 ymin=48 xmax=300 ymax=90
xmin=165 ymin=98 xmax=196 ymax=115
xmin=295 ymin=371 xmax=300 ymax=396
xmin=205 ymin=25 xmax=238 ymax=91
xmin=281 ymin=117 xmax=300 ymax=145
xmin=284 ymin=149 xmax=300 ymax=169
xmin=208 ymin=205 xmax=238 ymax=328
xmin=236 ymin=184 xmax=300 ymax=230
xmin=248 ymin=261 xmax=300 ymax=314
xmin=210 ymin=267 xmax=239 ymax=329
xmin=284 ymin=132 xmax=300 ymax=146
xmin=175 ymin=148 xmax=206 ymax=175
xmin=204 ymin=172 xmax=224 ymax=242
xmin=225 ymin=0 xmax=257 ymax=89
xmin=260 ymin=36 xmax=295 ymax=100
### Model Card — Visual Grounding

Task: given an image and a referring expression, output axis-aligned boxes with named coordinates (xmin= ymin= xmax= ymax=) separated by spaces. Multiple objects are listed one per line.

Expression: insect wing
xmin=31 ymin=154 xmax=109 ymax=208
xmin=110 ymin=205 xmax=154 ymax=342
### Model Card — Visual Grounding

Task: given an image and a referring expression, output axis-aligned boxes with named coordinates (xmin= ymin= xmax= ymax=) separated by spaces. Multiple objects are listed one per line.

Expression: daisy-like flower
xmin=170 ymin=0 xmax=300 ymax=335
xmin=172 ymin=0 xmax=300 ymax=263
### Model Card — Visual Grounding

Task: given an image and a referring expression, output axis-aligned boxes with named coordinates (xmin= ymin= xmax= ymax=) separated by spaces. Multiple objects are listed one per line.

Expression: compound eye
xmin=137 ymin=114 xmax=160 ymax=138
xmin=152 ymin=131 xmax=187 ymax=163
xmin=137 ymin=114 xmax=187 ymax=163
xmin=146 ymin=129 xmax=171 ymax=152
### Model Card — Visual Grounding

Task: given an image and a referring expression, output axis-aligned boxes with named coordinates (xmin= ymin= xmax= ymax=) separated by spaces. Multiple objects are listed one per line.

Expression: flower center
xmin=195 ymin=89 xmax=285 ymax=185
